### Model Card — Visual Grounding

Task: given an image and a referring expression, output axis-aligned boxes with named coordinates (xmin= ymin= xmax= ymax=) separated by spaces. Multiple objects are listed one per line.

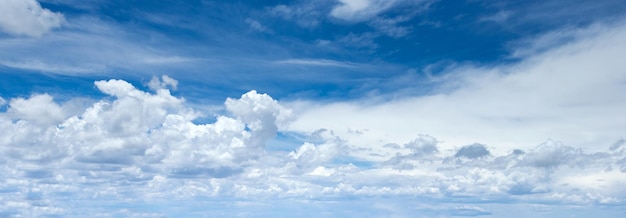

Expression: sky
xmin=1 ymin=0 xmax=626 ymax=217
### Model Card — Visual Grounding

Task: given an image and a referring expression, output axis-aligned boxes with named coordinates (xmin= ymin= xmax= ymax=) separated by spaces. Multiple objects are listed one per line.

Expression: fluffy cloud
xmin=147 ymin=75 xmax=178 ymax=91
xmin=0 ymin=75 xmax=625 ymax=216
xmin=1 ymin=77 xmax=282 ymax=169
xmin=8 ymin=94 xmax=66 ymax=126
xmin=0 ymin=0 xmax=64 ymax=37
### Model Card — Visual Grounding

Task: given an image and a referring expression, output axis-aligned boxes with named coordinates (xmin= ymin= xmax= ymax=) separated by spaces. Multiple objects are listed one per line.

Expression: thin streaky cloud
xmin=274 ymin=58 xmax=361 ymax=68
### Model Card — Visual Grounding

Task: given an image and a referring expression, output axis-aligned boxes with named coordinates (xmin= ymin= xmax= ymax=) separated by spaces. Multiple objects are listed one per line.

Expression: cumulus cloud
xmin=454 ymin=143 xmax=490 ymax=159
xmin=1 ymin=75 xmax=625 ymax=216
xmin=405 ymin=134 xmax=438 ymax=155
xmin=8 ymin=94 xmax=66 ymax=126
xmin=1 ymin=77 xmax=289 ymax=175
xmin=520 ymin=141 xmax=584 ymax=168
xmin=0 ymin=0 xmax=64 ymax=37
xmin=147 ymin=75 xmax=178 ymax=91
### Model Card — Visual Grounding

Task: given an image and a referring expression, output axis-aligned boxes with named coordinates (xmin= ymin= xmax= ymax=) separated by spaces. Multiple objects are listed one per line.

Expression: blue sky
xmin=1 ymin=0 xmax=626 ymax=217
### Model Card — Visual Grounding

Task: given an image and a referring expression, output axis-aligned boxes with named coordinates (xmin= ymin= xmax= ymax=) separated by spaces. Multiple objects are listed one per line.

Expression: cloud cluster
xmin=0 ymin=0 xmax=64 ymax=37
xmin=0 ymin=76 xmax=294 ymax=215
xmin=0 ymin=74 xmax=624 ymax=216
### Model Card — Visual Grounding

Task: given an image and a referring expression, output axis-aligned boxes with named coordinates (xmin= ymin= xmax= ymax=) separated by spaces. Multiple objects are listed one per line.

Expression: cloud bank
xmin=0 ymin=73 xmax=625 ymax=216
xmin=288 ymin=19 xmax=626 ymax=157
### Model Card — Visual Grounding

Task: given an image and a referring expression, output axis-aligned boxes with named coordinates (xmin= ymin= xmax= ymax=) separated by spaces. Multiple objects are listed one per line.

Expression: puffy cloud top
xmin=0 ymin=0 xmax=64 ymax=37
xmin=8 ymin=94 xmax=66 ymax=126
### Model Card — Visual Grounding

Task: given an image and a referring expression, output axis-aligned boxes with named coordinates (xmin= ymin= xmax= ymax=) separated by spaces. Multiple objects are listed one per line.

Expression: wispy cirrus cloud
xmin=274 ymin=58 xmax=361 ymax=68
xmin=330 ymin=0 xmax=397 ymax=22
xmin=0 ymin=16 xmax=205 ymax=75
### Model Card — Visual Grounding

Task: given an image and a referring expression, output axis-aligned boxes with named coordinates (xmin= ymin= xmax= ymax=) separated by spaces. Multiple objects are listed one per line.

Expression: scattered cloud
xmin=0 ymin=0 xmax=65 ymax=37
xmin=148 ymin=75 xmax=179 ymax=91
xmin=269 ymin=1 xmax=331 ymax=28
xmin=368 ymin=16 xmax=411 ymax=38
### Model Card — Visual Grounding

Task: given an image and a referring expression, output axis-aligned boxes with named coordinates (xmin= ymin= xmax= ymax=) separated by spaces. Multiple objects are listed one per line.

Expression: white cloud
xmin=0 ymin=0 xmax=64 ymax=37
xmin=0 ymin=60 xmax=105 ymax=73
xmin=287 ymin=20 xmax=626 ymax=157
xmin=330 ymin=0 xmax=398 ymax=22
xmin=8 ymin=94 xmax=66 ymax=126
xmin=269 ymin=2 xmax=327 ymax=28
xmin=0 ymin=17 xmax=201 ymax=75
xmin=148 ymin=75 xmax=179 ymax=91
xmin=0 ymin=75 xmax=625 ymax=216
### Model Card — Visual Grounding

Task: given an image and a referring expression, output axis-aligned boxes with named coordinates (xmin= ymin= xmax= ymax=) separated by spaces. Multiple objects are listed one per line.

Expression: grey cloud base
xmin=0 ymin=77 xmax=625 ymax=217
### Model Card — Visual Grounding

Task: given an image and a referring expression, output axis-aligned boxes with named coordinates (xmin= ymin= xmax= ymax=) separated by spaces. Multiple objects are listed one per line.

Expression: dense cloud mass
xmin=0 ymin=76 xmax=625 ymax=217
